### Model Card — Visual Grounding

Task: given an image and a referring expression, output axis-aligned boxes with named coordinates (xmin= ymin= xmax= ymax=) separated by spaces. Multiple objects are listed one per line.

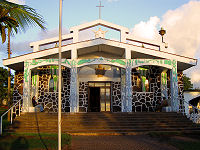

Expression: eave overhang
xmin=3 ymin=38 xmax=197 ymax=71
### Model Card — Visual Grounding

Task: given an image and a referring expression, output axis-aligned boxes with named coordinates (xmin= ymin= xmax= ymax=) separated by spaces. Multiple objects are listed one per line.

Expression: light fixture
xmin=159 ymin=27 xmax=166 ymax=43
xmin=95 ymin=65 xmax=105 ymax=77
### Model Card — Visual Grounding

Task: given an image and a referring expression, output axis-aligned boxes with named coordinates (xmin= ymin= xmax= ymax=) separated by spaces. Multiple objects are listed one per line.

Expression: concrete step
xmin=9 ymin=112 xmax=200 ymax=135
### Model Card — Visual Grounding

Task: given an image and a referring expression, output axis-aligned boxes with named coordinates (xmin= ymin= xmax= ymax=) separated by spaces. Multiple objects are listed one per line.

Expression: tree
xmin=183 ymin=74 xmax=193 ymax=91
xmin=0 ymin=67 xmax=13 ymax=104
xmin=0 ymin=0 xmax=46 ymax=43
xmin=0 ymin=1 xmax=46 ymax=120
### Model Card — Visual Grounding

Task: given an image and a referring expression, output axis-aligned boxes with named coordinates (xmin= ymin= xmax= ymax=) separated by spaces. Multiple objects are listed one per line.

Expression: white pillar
xmin=125 ymin=66 xmax=132 ymax=112
xmin=170 ymin=61 xmax=179 ymax=112
xmin=120 ymin=30 xmax=127 ymax=43
xmin=22 ymin=61 xmax=32 ymax=112
xmin=73 ymin=30 xmax=79 ymax=43
xmin=121 ymin=68 xmax=126 ymax=112
xmin=125 ymin=48 xmax=131 ymax=59
xmin=70 ymin=65 xmax=78 ymax=112
xmin=33 ymin=44 xmax=39 ymax=52
xmin=71 ymin=47 xmax=77 ymax=59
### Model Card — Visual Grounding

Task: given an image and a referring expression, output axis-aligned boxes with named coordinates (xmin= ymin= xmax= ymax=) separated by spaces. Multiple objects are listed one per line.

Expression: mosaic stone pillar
xmin=121 ymin=68 xmax=126 ymax=112
xmin=170 ymin=61 xmax=179 ymax=112
xmin=70 ymin=66 xmax=78 ymax=112
xmin=124 ymin=66 xmax=132 ymax=112
xmin=22 ymin=61 xmax=31 ymax=112
xmin=178 ymin=71 xmax=185 ymax=113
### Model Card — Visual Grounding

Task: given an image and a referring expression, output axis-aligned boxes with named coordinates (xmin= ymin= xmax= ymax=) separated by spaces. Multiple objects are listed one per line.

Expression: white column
xmin=125 ymin=65 xmax=132 ymax=112
xmin=73 ymin=30 xmax=79 ymax=43
xmin=70 ymin=65 xmax=78 ymax=112
xmin=120 ymin=30 xmax=127 ymax=43
xmin=125 ymin=48 xmax=131 ymax=59
xmin=170 ymin=62 xmax=179 ymax=112
xmin=33 ymin=44 xmax=39 ymax=52
xmin=71 ymin=47 xmax=77 ymax=59
xmin=22 ymin=61 xmax=32 ymax=112
xmin=121 ymin=68 xmax=126 ymax=112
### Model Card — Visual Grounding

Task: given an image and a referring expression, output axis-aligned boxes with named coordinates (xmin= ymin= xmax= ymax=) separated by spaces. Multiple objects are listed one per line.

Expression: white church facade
xmin=3 ymin=19 xmax=197 ymax=113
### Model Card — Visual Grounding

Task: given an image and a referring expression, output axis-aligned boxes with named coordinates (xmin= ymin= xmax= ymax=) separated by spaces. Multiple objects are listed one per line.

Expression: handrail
xmin=0 ymin=99 xmax=23 ymax=135
xmin=183 ymin=100 xmax=200 ymax=112
xmin=182 ymin=99 xmax=200 ymax=124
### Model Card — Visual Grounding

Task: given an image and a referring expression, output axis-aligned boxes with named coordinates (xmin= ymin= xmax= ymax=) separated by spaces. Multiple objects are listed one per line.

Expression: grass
xmin=0 ymin=132 xmax=71 ymax=150
xmin=148 ymin=131 xmax=200 ymax=150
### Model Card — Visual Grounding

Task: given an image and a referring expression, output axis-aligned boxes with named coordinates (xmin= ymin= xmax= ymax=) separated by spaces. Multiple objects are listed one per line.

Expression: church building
xmin=3 ymin=18 xmax=197 ymax=113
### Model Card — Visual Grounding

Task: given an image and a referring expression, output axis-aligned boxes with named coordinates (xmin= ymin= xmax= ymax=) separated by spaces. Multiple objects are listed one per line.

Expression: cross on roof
xmin=96 ymin=1 xmax=104 ymax=19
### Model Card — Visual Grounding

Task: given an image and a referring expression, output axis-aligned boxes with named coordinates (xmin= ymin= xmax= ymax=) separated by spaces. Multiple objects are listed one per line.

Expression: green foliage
xmin=0 ymin=67 xmax=13 ymax=102
xmin=183 ymin=74 xmax=193 ymax=91
xmin=0 ymin=0 xmax=46 ymax=43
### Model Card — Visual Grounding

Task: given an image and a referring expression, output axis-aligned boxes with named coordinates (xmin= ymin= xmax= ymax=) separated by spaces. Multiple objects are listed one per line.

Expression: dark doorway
xmin=89 ymin=87 xmax=100 ymax=112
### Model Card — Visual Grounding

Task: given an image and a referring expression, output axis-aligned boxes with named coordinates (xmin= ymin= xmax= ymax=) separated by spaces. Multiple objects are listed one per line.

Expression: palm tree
xmin=0 ymin=0 xmax=46 ymax=117
xmin=0 ymin=0 xmax=46 ymax=43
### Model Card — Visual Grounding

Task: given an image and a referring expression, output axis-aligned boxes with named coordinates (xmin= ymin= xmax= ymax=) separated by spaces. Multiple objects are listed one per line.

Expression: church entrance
xmin=89 ymin=87 xmax=100 ymax=112
xmin=88 ymin=82 xmax=111 ymax=112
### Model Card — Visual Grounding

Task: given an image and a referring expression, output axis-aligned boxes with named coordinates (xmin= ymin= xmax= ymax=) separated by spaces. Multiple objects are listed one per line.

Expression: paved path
xmin=66 ymin=135 xmax=177 ymax=150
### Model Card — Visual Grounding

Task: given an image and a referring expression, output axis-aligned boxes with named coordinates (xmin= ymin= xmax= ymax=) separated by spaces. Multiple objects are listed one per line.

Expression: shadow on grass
xmin=10 ymin=136 xmax=29 ymax=150
xmin=34 ymin=110 xmax=49 ymax=150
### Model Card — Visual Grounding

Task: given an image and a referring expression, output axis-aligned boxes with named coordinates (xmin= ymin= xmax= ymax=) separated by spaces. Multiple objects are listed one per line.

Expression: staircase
xmin=7 ymin=112 xmax=200 ymax=135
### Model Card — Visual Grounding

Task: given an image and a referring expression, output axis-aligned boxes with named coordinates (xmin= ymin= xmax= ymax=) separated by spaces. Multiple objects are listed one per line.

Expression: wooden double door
xmin=88 ymin=82 xmax=111 ymax=112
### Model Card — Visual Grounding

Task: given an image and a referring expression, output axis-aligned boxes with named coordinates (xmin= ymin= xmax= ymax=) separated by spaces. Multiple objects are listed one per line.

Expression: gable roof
xmin=3 ymin=37 xmax=197 ymax=71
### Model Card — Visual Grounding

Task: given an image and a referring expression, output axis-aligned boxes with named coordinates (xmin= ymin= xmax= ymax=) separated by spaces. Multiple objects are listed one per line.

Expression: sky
xmin=1 ymin=0 xmax=200 ymax=88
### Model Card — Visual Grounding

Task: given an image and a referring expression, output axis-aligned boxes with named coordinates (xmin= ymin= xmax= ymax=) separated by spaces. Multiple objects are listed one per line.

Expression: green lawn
xmin=0 ymin=132 xmax=71 ymax=150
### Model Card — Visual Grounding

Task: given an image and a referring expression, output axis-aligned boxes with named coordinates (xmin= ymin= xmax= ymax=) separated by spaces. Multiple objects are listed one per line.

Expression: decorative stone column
xmin=178 ymin=71 xmax=185 ymax=113
xmin=22 ymin=61 xmax=32 ymax=112
xmin=70 ymin=61 xmax=78 ymax=112
xmin=125 ymin=65 xmax=133 ymax=112
xmin=121 ymin=68 xmax=126 ymax=112
xmin=170 ymin=60 xmax=179 ymax=112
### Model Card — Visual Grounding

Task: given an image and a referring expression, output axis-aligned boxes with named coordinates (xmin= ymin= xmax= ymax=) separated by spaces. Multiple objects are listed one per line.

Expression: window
xmin=137 ymin=67 xmax=150 ymax=92
xmin=48 ymin=66 xmax=63 ymax=93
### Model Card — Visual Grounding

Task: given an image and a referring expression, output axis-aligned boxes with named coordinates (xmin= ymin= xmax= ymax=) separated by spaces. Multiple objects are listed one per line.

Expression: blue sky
xmin=1 ymin=0 xmax=200 ymax=88
xmin=6 ymin=0 xmax=191 ymax=42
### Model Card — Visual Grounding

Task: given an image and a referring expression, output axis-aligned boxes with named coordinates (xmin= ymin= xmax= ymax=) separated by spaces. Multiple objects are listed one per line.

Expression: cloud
xmin=107 ymin=0 xmax=119 ymax=2
xmin=0 ymin=51 xmax=7 ymax=68
xmin=7 ymin=0 xmax=25 ymax=5
xmin=161 ymin=1 xmax=200 ymax=58
xmin=130 ymin=1 xmax=200 ymax=88
xmin=160 ymin=1 xmax=200 ymax=88
xmin=131 ymin=16 xmax=160 ymax=40
xmin=37 ymin=27 xmax=69 ymax=40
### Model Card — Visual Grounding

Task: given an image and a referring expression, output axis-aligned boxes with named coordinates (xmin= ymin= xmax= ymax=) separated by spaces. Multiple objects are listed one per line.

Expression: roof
xmin=2 ymin=19 xmax=198 ymax=71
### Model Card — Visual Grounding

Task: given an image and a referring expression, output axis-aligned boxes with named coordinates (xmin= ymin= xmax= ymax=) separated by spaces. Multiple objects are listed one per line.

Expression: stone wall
xmin=79 ymin=82 xmax=88 ymax=112
xmin=37 ymin=66 xmax=71 ymax=112
xmin=112 ymin=82 xmax=121 ymax=112
xmin=149 ymin=66 xmax=162 ymax=107
xmin=131 ymin=66 xmax=162 ymax=112
xmin=13 ymin=71 xmax=24 ymax=103
xmin=13 ymin=71 xmax=24 ymax=114
xmin=132 ymin=92 xmax=154 ymax=112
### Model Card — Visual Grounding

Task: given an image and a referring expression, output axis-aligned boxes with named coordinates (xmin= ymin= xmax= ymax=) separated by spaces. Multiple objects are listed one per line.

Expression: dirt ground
xmin=65 ymin=135 xmax=178 ymax=150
